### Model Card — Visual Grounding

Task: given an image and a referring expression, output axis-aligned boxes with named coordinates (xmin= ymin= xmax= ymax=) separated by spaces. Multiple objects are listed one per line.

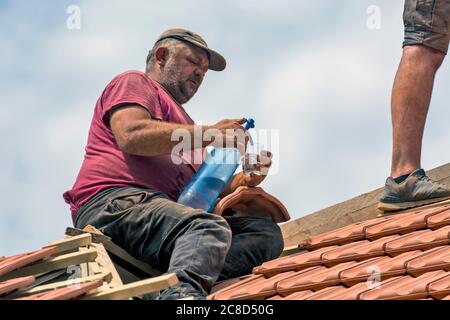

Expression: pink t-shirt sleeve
xmin=100 ymin=72 xmax=164 ymax=126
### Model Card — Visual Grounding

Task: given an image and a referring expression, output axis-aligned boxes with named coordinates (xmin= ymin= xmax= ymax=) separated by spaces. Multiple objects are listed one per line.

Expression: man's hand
xmin=221 ymin=150 xmax=273 ymax=197
xmin=207 ymin=118 xmax=250 ymax=154
xmin=240 ymin=150 xmax=273 ymax=187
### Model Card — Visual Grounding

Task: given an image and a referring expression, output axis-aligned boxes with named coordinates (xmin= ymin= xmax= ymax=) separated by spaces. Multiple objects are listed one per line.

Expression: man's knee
xmin=190 ymin=213 xmax=233 ymax=247
xmin=265 ymin=222 xmax=284 ymax=259
xmin=403 ymin=45 xmax=446 ymax=70
xmin=245 ymin=218 xmax=284 ymax=260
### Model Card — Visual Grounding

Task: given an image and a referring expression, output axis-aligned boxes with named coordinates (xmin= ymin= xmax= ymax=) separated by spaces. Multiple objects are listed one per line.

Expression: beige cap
xmin=155 ymin=28 xmax=227 ymax=71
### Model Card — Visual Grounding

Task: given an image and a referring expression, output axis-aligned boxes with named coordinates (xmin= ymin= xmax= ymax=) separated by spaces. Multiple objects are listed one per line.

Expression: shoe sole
xmin=377 ymin=195 xmax=450 ymax=212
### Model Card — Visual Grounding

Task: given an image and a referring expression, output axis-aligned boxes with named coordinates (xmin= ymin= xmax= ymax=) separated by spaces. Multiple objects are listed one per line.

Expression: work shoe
xmin=153 ymin=283 xmax=206 ymax=300
xmin=378 ymin=169 xmax=450 ymax=212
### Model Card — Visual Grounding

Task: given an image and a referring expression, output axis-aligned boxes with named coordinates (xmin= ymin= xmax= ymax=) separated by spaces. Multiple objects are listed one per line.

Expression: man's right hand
xmin=207 ymin=118 xmax=250 ymax=154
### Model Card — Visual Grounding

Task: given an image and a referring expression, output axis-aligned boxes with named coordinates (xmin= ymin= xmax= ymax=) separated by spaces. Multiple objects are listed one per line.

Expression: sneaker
xmin=378 ymin=169 xmax=450 ymax=212
xmin=153 ymin=283 xmax=206 ymax=300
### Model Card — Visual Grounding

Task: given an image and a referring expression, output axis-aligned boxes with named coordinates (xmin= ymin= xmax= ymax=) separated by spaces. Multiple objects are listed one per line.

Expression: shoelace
xmin=419 ymin=175 xmax=447 ymax=189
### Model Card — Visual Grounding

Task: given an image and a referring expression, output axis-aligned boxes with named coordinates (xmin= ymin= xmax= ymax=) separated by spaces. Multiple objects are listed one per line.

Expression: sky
xmin=1 ymin=0 xmax=449 ymax=256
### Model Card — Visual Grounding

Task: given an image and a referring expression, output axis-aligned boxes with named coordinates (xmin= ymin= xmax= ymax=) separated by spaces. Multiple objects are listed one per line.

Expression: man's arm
xmin=110 ymin=104 xmax=248 ymax=157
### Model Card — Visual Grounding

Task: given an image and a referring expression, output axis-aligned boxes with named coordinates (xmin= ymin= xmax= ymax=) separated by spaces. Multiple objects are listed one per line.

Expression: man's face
xmin=160 ymin=43 xmax=209 ymax=104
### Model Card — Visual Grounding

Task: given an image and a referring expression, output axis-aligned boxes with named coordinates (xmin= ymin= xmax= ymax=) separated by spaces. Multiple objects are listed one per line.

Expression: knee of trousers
xmin=190 ymin=213 xmax=233 ymax=248
xmin=263 ymin=222 xmax=285 ymax=260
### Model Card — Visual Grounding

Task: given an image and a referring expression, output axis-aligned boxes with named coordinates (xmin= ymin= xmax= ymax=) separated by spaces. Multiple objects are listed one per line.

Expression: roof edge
xmin=281 ymin=162 xmax=450 ymax=248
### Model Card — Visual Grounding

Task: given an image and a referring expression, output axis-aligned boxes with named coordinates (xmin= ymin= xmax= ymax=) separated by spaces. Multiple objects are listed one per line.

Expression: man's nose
xmin=194 ymin=67 xmax=204 ymax=79
xmin=193 ymin=68 xmax=205 ymax=83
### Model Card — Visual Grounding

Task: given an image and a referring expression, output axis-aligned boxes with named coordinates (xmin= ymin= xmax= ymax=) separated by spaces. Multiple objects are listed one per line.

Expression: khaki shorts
xmin=403 ymin=0 xmax=450 ymax=54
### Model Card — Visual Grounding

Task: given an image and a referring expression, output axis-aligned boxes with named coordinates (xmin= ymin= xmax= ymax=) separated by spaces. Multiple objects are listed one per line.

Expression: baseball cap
xmin=155 ymin=28 xmax=227 ymax=71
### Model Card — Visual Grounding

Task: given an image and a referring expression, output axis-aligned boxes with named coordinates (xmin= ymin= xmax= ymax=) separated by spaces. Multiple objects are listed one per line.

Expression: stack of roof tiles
xmin=0 ymin=232 xmax=177 ymax=300
xmin=209 ymin=202 xmax=450 ymax=300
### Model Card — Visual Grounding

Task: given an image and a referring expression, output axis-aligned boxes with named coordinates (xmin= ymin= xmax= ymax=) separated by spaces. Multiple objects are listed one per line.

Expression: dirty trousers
xmin=73 ymin=186 xmax=284 ymax=295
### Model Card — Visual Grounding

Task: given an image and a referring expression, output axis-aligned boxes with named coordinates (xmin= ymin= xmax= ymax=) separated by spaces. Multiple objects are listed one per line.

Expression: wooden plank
xmin=0 ymin=249 xmax=98 ymax=281
xmin=89 ymin=242 xmax=123 ymax=289
xmin=44 ymin=234 xmax=92 ymax=254
xmin=15 ymin=272 xmax=112 ymax=296
xmin=65 ymin=227 xmax=112 ymax=244
xmin=88 ymin=261 xmax=102 ymax=275
xmin=81 ymin=273 xmax=178 ymax=300
xmin=281 ymin=162 xmax=450 ymax=247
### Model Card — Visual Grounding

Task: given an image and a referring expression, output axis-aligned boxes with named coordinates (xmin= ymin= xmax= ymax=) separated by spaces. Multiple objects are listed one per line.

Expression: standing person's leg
xmin=73 ymin=186 xmax=232 ymax=299
xmin=391 ymin=45 xmax=444 ymax=178
xmin=378 ymin=0 xmax=450 ymax=212
xmin=218 ymin=215 xmax=284 ymax=280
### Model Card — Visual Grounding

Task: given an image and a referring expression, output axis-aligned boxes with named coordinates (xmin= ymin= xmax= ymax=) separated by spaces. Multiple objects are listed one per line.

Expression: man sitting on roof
xmin=378 ymin=0 xmax=450 ymax=212
xmin=63 ymin=28 xmax=284 ymax=300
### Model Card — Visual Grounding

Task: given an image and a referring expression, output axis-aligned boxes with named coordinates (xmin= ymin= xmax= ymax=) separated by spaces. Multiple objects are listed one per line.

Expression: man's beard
xmin=160 ymin=64 xmax=198 ymax=105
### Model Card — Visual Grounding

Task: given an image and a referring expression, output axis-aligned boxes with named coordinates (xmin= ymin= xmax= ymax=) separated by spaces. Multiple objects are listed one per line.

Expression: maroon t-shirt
xmin=63 ymin=70 xmax=204 ymax=218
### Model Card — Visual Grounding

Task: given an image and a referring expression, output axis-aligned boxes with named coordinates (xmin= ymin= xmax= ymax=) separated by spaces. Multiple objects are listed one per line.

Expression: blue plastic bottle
xmin=177 ymin=118 xmax=255 ymax=212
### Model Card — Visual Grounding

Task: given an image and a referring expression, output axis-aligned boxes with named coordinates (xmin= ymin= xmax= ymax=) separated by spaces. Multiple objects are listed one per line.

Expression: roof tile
xmin=340 ymin=250 xmax=422 ymax=286
xmin=359 ymin=270 xmax=448 ymax=300
xmin=427 ymin=206 xmax=450 ymax=229
xmin=276 ymin=261 xmax=357 ymax=295
xmin=281 ymin=290 xmax=316 ymax=300
xmin=385 ymin=226 xmax=450 ymax=256
xmin=253 ymin=246 xmax=338 ymax=276
xmin=0 ymin=276 xmax=35 ymax=296
xmin=309 ymin=282 xmax=371 ymax=300
xmin=208 ymin=274 xmax=264 ymax=300
xmin=406 ymin=246 xmax=450 ymax=276
xmin=427 ymin=274 xmax=450 ymax=299
xmin=212 ymin=272 xmax=297 ymax=300
xmin=17 ymin=280 xmax=103 ymax=300
xmin=298 ymin=216 xmax=392 ymax=250
xmin=321 ymin=235 xmax=398 ymax=266
xmin=365 ymin=207 xmax=446 ymax=240
xmin=0 ymin=247 xmax=59 ymax=278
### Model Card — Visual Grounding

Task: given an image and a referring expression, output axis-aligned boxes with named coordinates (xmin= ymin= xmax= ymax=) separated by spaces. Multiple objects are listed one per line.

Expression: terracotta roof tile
xmin=276 ymin=261 xmax=357 ymax=295
xmin=282 ymin=290 xmax=316 ymax=300
xmin=321 ymin=235 xmax=398 ymax=266
xmin=427 ymin=206 xmax=450 ymax=229
xmin=298 ymin=216 xmax=391 ymax=250
xmin=0 ymin=276 xmax=35 ymax=296
xmin=0 ymin=247 xmax=59 ymax=278
xmin=427 ymin=274 xmax=450 ymax=299
xmin=359 ymin=270 xmax=448 ymax=300
xmin=310 ymin=282 xmax=371 ymax=300
xmin=385 ymin=226 xmax=450 ymax=256
xmin=253 ymin=246 xmax=337 ymax=276
xmin=212 ymin=272 xmax=297 ymax=300
xmin=405 ymin=246 xmax=450 ymax=276
xmin=340 ymin=250 xmax=422 ymax=286
xmin=364 ymin=207 xmax=446 ymax=240
xmin=208 ymin=274 xmax=264 ymax=300
xmin=227 ymin=201 xmax=450 ymax=300
xmin=17 ymin=280 xmax=103 ymax=300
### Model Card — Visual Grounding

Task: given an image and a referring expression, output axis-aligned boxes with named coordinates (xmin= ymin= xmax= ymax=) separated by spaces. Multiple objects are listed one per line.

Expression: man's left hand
xmin=221 ymin=150 xmax=273 ymax=197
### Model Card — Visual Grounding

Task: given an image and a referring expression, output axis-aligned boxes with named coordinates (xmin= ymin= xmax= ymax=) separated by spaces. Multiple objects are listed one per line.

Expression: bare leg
xmin=391 ymin=45 xmax=445 ymax=178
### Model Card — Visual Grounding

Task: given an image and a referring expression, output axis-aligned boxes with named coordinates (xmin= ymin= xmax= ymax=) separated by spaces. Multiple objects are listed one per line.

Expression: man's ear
xmin=154 ymin=47 xmax=168 ymax=67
